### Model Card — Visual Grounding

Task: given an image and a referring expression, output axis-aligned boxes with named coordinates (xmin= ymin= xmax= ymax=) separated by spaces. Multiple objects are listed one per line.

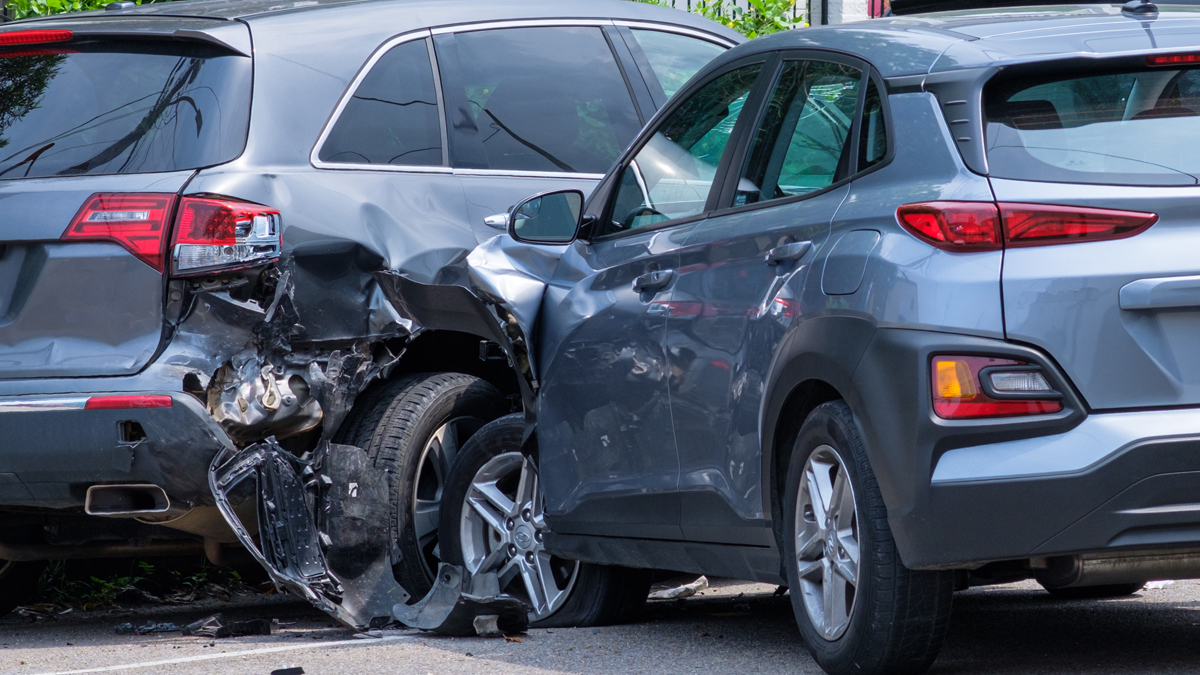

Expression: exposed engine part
xmin=207 ymin=350 xmax=323 ymax=444
xmin=393 ymin=564 xmax=529 ymax=637
xmin=84 ymin=484 xmax=171 ymax=516
xmin=1037 ymin=549 xmax=1200 ymax=588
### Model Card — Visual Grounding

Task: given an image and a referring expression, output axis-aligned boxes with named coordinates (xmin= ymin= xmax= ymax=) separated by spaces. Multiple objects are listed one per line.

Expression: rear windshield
xmin=0 ymin=40 xmax=250 ymax=180
xmin=984 ymin=66 xmax=1200 ymax=186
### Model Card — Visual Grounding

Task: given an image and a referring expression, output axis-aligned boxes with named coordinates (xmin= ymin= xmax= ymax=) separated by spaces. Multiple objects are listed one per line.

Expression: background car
xmin=0 ymin=0 xmax=738 ymax=617
xmin=440 ymin=2 xmax=1200 ymax=673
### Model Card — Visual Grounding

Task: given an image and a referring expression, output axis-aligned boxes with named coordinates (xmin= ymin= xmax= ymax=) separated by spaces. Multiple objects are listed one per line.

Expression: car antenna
xmin=1122 ymin=0 xmax=1158 ymax=16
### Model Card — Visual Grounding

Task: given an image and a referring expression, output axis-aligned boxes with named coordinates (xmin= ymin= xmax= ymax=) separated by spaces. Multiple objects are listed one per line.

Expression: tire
xmin=0 ymin=559 xmax=45 ymax=617
xmin=784 ymin=401 xmax=954 ymax=675
xmin=439 ymin=414 xmax=651 ymax=627
xmin=345 ymin=372 xmax=509 ymax=601
xmin=1041 ymin=582 xmax=1144 ymax=599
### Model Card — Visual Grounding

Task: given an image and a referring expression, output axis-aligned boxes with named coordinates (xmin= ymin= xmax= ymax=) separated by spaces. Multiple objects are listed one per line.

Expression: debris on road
xmin=113 ymin=621 xmax=179 ymax=635
xmin=180 ymin=613 xmax=272 ymax=638
xmin=1147 ymin=580 xmax=1176 ymax=590
xmin=650 ymin=576 xmax=709 ymax=600
xmin=391 ymin=564 xmax=529 ymax=637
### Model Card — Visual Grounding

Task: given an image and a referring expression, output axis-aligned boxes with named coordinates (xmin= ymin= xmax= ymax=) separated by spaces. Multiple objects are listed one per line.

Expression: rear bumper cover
xmin=0 ymin=392 xmax=233 ymax=509
xmin=854 ymin=328 xmax=1200 ymax=569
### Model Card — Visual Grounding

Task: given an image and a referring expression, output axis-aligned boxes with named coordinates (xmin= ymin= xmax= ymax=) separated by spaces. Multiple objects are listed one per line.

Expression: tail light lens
xmin=932 ymin=355 xmax=1063 ymax=419
xmin=85 ymin=395 xmax=173 ymax=410
xmin=898 ymin=202 xmax=1157 ymax=250
xmin=62 ymin=193 xmax=176 ymax=271
xmin=1000 ymin=203 xmax=1158 ymax=246
xmin=896 ymin=202 xmax=1002 ymax=251
xmin=0 ymin=30 xmax=73 ymax=47
xmin=171 ymin=196 xmax=281 ymax=275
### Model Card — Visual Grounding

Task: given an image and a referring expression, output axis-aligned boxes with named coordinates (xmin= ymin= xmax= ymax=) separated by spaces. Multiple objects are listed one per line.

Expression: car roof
xmin=713 ymin=4 xmax=1200 ymax=77
xmin=6 ymin=0 xmax=741 ymax=43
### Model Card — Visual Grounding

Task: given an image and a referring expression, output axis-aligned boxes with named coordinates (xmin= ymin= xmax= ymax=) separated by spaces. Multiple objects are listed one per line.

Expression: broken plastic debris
xmin=1146 ymin=580 xmax=1176 ymax=590
xmin=270 ymin=669 xmax=305 ymax=675
xmin=114 ymin=621 xmax=179 ymax=635
xmin=472 ymin=615 xmax=503 ymax=638
xmin=648 ymin=575 xmax=709 ymax=600
xmin=181 ymin=613 xmax=272 ymax=638
xmin=393 ymin=564 xmax=529 ymax=637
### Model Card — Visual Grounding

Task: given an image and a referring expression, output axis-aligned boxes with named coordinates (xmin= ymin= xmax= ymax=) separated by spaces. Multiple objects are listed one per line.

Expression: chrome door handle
xmin=633 ymin=269 xmax=675 ymax=294
xmin=765 ymin=240 xmax=812 ymax=266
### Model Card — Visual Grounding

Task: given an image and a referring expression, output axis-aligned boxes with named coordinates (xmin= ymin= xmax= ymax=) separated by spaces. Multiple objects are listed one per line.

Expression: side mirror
xmin=507 ymin=189 xmax=584 ymax=245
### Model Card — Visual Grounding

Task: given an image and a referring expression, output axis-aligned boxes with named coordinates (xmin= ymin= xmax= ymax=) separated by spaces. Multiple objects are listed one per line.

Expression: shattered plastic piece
xmin=648 ymin=575 xmax=709 ymax=600
xmin=1146 ymin=580 xmax=1176 ymax=589
xmin=392 ymin=564 xmax=529 ymax=637
xmin=352 ymin=629 xmax=383 ymax=639
xmin=114 ymin=621 xmax=179 ymax=635
xmin=270 ymin=669 xmax=305 ymax=675
xmin=472 ymin=615 xmax=503 ymax=638
xmin=181 ymin=613 xmax=271 ymax=638
xmin=209 ymin=439 xmax=409 ymax=630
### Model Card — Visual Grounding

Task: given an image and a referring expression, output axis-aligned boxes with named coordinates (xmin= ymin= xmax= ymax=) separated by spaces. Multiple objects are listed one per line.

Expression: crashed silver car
xmin=0 ymin=0 xmax=737 ymax=617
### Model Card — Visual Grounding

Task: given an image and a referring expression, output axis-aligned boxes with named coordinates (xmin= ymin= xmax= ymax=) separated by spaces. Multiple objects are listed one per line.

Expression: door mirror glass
xmin=508 ymin=190 xmax=584 ymax=244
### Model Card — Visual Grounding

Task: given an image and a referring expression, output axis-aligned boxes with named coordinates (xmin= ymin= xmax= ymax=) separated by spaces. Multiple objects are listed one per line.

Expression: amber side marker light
xmin=932 ymin=355 xmax=1063 ymax=420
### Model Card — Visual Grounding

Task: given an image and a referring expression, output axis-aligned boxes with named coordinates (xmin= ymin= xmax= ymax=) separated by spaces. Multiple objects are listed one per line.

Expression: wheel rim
xmin=460 ymin=452 xmax=579 ymax=621
xmin=795 ymin=444 xmax=861 ymax=641
xmin=410 ymin=416 xmax=484 ymax=584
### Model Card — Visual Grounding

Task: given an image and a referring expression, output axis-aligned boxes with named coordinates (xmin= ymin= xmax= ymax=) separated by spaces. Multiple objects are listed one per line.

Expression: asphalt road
xmin=3 ymin=577 xmax=1200 ymax=675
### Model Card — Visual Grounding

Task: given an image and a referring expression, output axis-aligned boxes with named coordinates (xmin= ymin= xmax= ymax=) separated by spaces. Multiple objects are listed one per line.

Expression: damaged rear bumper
xmin=0 ymin=391 xmax=233 ymax=509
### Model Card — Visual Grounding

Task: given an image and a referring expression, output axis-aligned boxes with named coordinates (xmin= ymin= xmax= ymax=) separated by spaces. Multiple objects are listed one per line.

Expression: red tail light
xmin=1000 ymin=203 xmax=1157 ymax=246
xmin=932 ymin=355 xmax=1063 ymax=419
xmin=85 ymin=395 xmax=173 ymax=410
xmin=0 ymin=48 xmax=76 ymax=59
xmin=898 ymin=202 xmax=1157 ymax=250
xmin=1147 ymin=52 xmax=1200 ymax=66
xmin=171 ymin=196 xmax=281 ymax=275
xmin=0 ymin=30 xmax=72 ymax=47
xmin=62 ymin=193 xmax=176 ymax=271
xmin=896 ymin=202 xmax=1002 ymax=251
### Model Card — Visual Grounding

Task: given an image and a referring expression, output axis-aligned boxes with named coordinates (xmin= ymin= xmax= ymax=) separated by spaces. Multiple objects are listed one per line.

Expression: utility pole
xmin=1 ymin=0 xmax=10 ymax=23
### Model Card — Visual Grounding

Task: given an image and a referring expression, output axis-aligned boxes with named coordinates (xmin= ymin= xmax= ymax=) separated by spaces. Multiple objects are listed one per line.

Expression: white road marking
xmin=34 ymin=634 xmax=412 ymax=675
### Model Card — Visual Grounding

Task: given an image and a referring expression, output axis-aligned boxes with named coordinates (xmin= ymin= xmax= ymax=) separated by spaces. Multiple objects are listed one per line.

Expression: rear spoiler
xmin=0 ymin=16 xmax=250 ymax=56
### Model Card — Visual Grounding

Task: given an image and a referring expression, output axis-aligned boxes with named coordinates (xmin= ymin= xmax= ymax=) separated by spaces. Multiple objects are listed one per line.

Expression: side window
xmin=441 ymin=26 xmax=642 ymax=175
xmin=736 ymin=60 xmax=861 ymax=207
xmin=627 ymin=29 xmax=728 ymax=100
xmin=607 ymin=65 xmax=762 ymax=234
xmin=859 ymin=78 xmax=888 ymax=170
xmin=318 ymin=39 xmax=442 ymax=167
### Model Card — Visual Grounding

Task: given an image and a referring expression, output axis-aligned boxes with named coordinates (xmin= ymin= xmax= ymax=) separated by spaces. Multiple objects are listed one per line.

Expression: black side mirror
xmin=507 ymin=189 xmax=584 ymax=245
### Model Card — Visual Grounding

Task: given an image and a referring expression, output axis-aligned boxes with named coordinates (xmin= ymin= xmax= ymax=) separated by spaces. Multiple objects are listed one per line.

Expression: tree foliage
xmin=634 ymin=0 xmax=805 ymax=37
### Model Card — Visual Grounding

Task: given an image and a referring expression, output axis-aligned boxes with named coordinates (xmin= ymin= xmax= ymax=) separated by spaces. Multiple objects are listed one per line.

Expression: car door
xmin=432 ymin=22 xmax=734 ymax=243
xmin=536 ymin=60 xmax=769 ymax=540
xmin=664 ymin=55 xmax=871 ymax=545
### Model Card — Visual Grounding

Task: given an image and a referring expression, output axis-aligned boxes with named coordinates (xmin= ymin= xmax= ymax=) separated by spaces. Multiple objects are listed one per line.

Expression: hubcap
xmin=410 ymin=417 xmax=483 ymax=583
xmin=460 ymin=452 xmax=579 ymax=620
xmin=795 ymin=445 xmax=861 ymax=641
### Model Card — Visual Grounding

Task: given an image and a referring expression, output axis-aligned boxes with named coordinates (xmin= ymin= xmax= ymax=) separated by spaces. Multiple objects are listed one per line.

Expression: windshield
xmin=984 ymin=66 xmax=1200 ymax=186
xmin=0 ymin=40 xmax=251 ymax=180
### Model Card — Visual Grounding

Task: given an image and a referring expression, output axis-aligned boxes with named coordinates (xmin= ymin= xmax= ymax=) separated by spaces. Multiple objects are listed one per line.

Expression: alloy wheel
xmin=411 ymin=417 xmax=483 ymax=583
xmin=795 ymin=444 xmax=861 ymax=641
xmin=460 ymin=452 xmax=579 ymax=620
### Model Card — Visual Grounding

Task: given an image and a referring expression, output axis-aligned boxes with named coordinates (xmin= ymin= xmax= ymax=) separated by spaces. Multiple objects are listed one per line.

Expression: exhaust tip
xmin=85 ymin=484 xmax=171 ymax=516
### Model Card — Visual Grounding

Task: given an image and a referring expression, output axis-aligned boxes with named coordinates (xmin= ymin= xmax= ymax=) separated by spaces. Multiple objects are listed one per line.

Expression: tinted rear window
xmin=438 ymin=26 xmax=642 ymax=175
xmin=0 ymin=41 xmax=250 ymax=180
xmin=984 ymin=66 xmax=1200 ymax=186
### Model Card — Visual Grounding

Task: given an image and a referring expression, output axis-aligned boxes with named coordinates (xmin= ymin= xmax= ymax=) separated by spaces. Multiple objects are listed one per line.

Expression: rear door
xmin=0 ymin=29 xmax=251 ymax=378
xmin=431 ymin=22 xmax=734 ymax=238
xmin=989 ymin=62 xmax=1200 ymax=409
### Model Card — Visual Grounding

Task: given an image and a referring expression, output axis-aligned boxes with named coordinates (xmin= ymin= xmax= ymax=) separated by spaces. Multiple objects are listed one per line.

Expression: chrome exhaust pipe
xmin=1038 ymin=548 xmax=1200 ymax=589
xmin=84 ymin=484 xmax=171 ymax=516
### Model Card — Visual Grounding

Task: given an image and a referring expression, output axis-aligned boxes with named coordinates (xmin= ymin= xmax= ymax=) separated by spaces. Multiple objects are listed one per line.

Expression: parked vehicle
xmin=433 ymin=2 xmax=1200 ymax=672
xmin=0 ymin=0 xmax=738 ymax=617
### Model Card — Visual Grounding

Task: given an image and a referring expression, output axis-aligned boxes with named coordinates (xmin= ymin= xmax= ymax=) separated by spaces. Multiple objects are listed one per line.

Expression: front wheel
xmin=439 ymin=414 xmax=651 ymax=627
xmin=784 ymin=401 xmax=954 ymax=675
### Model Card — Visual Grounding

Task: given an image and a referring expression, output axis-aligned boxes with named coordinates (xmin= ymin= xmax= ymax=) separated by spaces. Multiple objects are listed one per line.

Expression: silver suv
xmin=0 ymin=0 xmax=737 ymax=616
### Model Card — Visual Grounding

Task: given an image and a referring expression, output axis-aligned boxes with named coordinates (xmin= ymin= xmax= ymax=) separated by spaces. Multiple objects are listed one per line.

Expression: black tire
xmin=439 ymin=414 xmax=652 ymax=628
xmin=1041 ymin=582 xmax=1144 ymax=599
xmin=784 ymin=401 xmax=954 ymax=675
xmin=345 ymin=372 xmax=509 ymax=601
xmin=0 ymin=559 xmax=45 ymax=616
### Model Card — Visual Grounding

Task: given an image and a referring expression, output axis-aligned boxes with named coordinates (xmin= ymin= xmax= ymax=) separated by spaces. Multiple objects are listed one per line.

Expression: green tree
xmin=633 ymin=0 xmax=805 ymax=37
